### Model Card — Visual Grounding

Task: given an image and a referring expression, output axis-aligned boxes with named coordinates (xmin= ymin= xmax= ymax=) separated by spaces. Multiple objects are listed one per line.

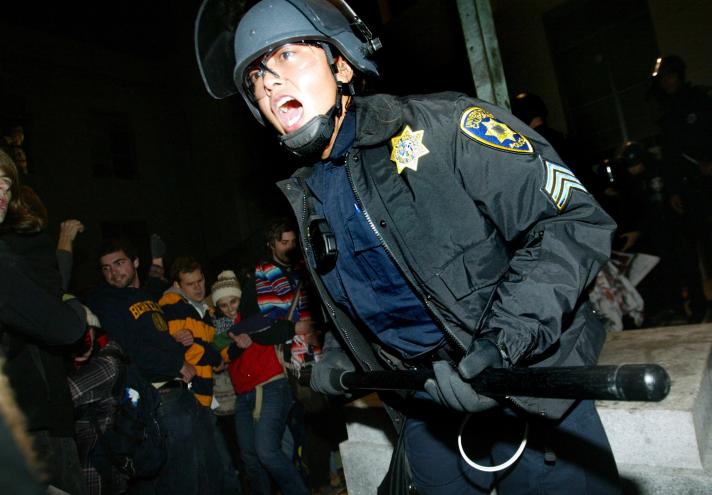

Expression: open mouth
xmin=274 ymin=96 xmax=304 ymax=133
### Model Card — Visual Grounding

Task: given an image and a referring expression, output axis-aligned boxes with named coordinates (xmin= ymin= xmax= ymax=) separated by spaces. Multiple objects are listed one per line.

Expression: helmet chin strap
xmin=279 ymin=43 xmax=348 ymax=159
xmin=278 ymin=97 xmax=340 ymax=158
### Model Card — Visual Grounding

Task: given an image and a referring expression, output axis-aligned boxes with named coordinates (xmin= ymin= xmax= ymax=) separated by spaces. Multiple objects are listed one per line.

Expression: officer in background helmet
xmin=195 ymin=1 xmax=621 ymax=493
xmin=650 ymin=55 xmax=686 ymax=99
xmin=650 ymin=54 xmax=712 ymax=210
xmin=649 ymin=54 xmax=712 ymax=322
xmin=616 ymin=140 xmax=708 ymax=324
xmin=609 ymin=141 xmax=667 ymax=252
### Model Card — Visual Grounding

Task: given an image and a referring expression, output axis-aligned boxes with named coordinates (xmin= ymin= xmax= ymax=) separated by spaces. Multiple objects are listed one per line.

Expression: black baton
xmin=330 ymin=364 xmax=670 ymax=402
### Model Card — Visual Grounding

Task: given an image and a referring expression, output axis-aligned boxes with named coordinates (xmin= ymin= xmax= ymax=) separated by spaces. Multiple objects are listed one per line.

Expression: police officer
xmin=651 ymin=55 xmax=712 ymax=314
xmin=195 ymin=1 xmax=621 ymax=493
xmin=651 ymin=55 xmax=712 ymax=199
xmin=616 ymin=141 xmax=705 ymax=324
xmin=615 ymin=141 xmax=668 ymax=252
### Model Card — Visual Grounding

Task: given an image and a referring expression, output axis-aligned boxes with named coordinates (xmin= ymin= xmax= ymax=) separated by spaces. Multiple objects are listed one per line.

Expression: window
xmin=100 ymin=220 xmax=150 ymax=266
xmin=89 ymin=110 xmax=138 ymax=179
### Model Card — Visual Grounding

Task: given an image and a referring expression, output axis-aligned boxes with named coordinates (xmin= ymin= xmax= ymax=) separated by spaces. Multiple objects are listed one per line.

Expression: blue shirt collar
xmin=307 ymin=109 xmax=356 ymax=202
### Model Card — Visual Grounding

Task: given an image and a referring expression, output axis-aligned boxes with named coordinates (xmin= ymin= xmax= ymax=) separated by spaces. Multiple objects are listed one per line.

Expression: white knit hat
xmin=211 ymin=270 xmax=242 ymax=304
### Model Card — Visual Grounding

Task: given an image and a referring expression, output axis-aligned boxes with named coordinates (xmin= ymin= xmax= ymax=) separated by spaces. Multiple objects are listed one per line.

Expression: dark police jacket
xmin=658 ymin=84 xmax=712 ymax=193
xmin=278 ymin=93 xmax=616 ymax=419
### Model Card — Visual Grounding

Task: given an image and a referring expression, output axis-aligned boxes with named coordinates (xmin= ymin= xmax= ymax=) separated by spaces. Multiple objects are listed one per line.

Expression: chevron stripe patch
xmin=542 ymin=160 xmax=587 ymax=210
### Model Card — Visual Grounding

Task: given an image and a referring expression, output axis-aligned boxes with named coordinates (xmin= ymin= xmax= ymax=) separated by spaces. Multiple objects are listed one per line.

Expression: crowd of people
xmin=1 ymin=1 xmax=710 ymax=494
xmin=1 ymin=144 xmax=348 ymax=494
xmin=0 ymin=123 xmax=347 ymax=493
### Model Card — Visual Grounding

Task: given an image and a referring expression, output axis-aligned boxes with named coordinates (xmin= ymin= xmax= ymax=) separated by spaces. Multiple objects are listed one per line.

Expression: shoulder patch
xmin=542 ymin=160 xmax=588 ymax=210
xmin=460 ymin=106 xmax=533 ymax=154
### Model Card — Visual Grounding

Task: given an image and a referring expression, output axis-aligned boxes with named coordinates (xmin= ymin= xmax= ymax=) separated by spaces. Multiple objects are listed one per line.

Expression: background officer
xmin=651 ymin=55 xmax=712 ymax=320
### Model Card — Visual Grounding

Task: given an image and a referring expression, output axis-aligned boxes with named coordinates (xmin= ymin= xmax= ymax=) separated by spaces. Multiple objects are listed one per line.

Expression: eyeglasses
xmin=244 ymin=42 xmax=322 ymax=101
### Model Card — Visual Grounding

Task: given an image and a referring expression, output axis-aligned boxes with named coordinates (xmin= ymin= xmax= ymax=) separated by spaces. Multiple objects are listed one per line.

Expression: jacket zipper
xmin=289 ymin=165 xmax=534 ymax=412
xmin=344 ymin=152 xmax=467 ymax=354
xmin=293 ymin=177 xmax=378 ymax=371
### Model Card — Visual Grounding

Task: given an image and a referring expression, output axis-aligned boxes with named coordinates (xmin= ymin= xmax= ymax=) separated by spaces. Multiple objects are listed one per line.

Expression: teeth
xmin=276 ymin=96 xmax=294 ymax=112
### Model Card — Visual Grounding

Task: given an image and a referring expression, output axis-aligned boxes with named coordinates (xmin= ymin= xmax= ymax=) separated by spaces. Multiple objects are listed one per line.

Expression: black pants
xmin=33 ymin=430 xmax=86 ymax=495
xmin=404 ymin=400 xmax=620 ymax=494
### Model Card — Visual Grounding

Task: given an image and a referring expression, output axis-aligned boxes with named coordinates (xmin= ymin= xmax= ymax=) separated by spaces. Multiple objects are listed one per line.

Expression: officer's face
xmin=248 ymin=43 xmax=353 ymax=136
xmin=659 ymin=73 xmax=681 ymax=95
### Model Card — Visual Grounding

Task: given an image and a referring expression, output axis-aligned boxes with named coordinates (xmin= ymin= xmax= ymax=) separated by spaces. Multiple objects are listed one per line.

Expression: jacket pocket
xmin=347 ymin=215 xmax=382 ymax=253
xmin=437 ymin=248 xmax=507 ymax=300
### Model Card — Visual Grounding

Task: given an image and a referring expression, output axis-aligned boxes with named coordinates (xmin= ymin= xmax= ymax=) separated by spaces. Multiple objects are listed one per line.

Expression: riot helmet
xmin=195 ymin=0 xmax=380 ymax=122
xmin=651 ymin=55 xmax=686 ymax=80
xmin=650 ymin=54 xmax=686 ymax=98
xmin=618 ymin=141 xmax=645 ymax=168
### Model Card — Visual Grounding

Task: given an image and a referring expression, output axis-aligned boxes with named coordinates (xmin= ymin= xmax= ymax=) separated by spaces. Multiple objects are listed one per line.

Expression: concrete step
xmin=597 ymin=324 xmax=712 ymax=493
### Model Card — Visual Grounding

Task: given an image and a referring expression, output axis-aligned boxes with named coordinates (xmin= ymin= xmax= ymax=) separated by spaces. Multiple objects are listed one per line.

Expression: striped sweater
xmin=255 ymin=261 xmax=321 ymax=368
xmin=158 ymin=290 xmax=221 ymax=407
xmin=254 ymin=261 xmax=311 ymax=322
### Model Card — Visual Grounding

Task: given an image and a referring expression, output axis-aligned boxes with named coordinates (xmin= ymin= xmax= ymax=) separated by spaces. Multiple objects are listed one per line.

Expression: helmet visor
xmin=194 ymin=0 xmax=242 ymax=99
xmin=242 ymin=42 xmax=325 ymax=102
xmin=303 ymin=0 xmax=353 ymax=35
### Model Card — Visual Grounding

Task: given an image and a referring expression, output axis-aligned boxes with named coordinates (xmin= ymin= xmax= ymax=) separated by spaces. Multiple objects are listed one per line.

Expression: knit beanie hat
xmin=211 ymin=270 xmax=242 ymax=304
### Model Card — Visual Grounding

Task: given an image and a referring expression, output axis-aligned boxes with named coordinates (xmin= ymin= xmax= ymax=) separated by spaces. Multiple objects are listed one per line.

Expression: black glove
xmin=150 ymin=234 xmax=166 ymax=259
xmin=424 ymin=339 xmax=504 ymax=412
xmin=310 ymin=348 xmax=356 ymax=396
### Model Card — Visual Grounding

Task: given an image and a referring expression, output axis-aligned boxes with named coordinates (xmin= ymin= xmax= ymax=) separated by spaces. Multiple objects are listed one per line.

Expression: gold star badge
xmin=390 ymin=125 xmax=430 ymax=174
xmin=482 ymin=118 xmax=517 ymax=143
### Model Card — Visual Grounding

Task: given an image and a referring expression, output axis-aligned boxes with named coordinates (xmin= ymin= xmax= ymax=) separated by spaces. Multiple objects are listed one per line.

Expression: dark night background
xmin=1 ymin=0 xmax=710 ymax=293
